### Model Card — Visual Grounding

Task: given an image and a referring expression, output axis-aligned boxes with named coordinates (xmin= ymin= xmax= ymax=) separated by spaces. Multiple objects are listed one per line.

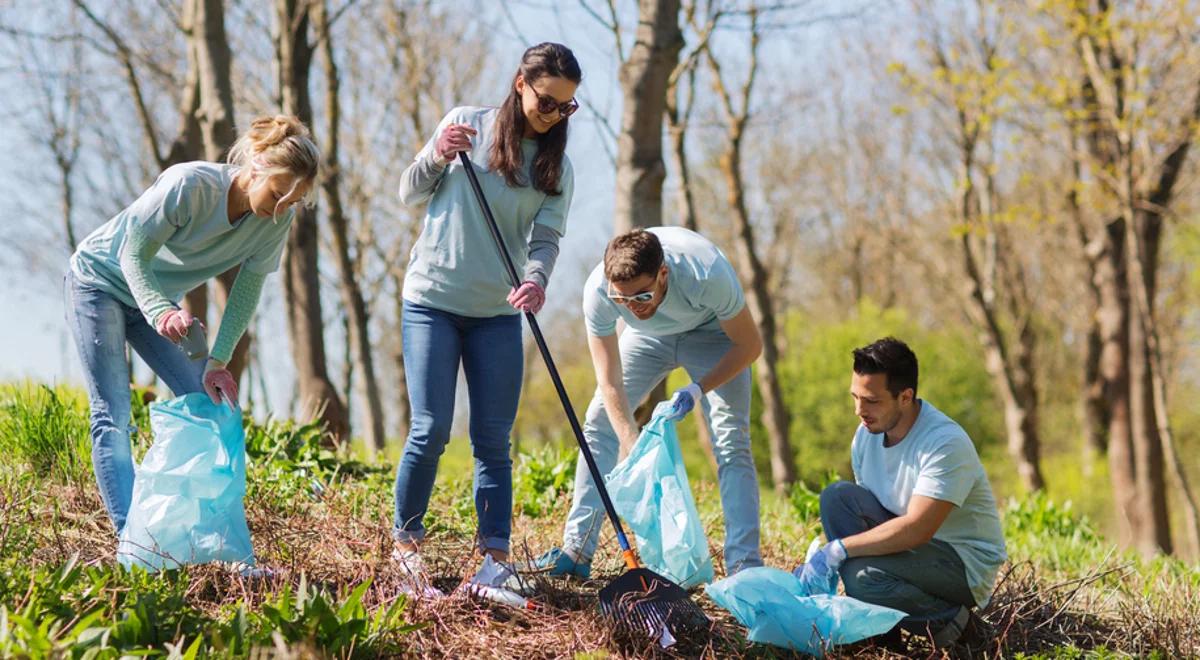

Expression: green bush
xmin=787 ymin=470 xmax=842 ymax=529
xmin=0 ymin=556 xmax=210 ymax=658
xmin=513 ymin=446 xmax=577 ymax=518
xmin=1004 ymin=491 xmax=1098 ymax=543
xmin=422 ymin=473 xmax=478 ymax=538
xmin=0 ymin=557 xmax=419 ymax=658
xmin=249 ymin=576 xmax=419 ymax=657
xmin=245 ymin=417 xmax=388 ymax=503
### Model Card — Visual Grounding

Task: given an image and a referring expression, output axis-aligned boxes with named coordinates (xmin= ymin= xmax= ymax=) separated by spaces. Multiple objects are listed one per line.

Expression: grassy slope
xmin=0 ymin=383 xmax=1197 ymax=659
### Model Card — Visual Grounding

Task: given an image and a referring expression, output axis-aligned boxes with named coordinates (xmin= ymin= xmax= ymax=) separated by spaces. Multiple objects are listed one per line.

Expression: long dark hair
xmin=488 ymin=42 xmax=581 ymax=195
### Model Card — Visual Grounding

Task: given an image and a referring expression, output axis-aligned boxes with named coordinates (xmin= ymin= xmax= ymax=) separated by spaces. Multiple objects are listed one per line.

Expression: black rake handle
xmin=456 ymin=151 xmax=635 ymax=555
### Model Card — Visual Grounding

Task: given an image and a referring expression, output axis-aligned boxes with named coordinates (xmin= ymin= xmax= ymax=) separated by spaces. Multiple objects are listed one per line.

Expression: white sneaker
xmin=461 ymin=555 xmax=535 ymax=609
xmin=391 ymin=548 xmax=445 ymax=599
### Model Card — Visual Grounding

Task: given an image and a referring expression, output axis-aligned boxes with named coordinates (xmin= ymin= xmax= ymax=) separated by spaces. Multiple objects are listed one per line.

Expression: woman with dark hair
xmin=391 ymin=42 xmax=581 ymax=596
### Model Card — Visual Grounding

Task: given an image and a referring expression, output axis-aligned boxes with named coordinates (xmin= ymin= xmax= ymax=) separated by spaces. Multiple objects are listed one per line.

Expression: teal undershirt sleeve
xmin=210 ymin=268 xmax=266 ymax=364
xmin=119 ymin=223 xmax=178 ymax=328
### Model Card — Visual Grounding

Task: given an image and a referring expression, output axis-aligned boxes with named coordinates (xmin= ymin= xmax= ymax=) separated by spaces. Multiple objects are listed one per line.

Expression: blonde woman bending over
xmin=66 ymin=115 xmax=317 ymax=536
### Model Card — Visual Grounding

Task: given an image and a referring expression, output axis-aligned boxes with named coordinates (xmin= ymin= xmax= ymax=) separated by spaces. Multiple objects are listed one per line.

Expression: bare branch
xmin=72 ymin=0 xmax=166 ymax=167
xmin=575 ymin=0 xmax=624 ymax=59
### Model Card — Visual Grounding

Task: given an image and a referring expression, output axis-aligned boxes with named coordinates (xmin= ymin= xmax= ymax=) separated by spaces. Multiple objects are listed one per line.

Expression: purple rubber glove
xmin=664 ymin=383 xmax=703 ymax=422
xmin=507 ymin=280 xmax=546 ymax=313
xmin=155 ymin=308 xmax=197 ymax=343
xmin=203 ymin=359 xmax=238 ymax=408
xmin=434 ymin=123 xmax=477 ymax=165
xmin=794 ymin=539 xmax=847 ymax=596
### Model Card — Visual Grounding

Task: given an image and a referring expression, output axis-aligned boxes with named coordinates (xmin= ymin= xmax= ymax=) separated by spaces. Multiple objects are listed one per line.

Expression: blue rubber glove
xmin=664 ymin=383 xmax=703 ymax=422
xmin=794 ymin=539 xmax=847 ymax=596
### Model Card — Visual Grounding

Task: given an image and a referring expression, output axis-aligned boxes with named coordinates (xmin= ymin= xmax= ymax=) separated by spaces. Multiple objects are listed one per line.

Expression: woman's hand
xmin=434 ymin=124 xmax=477 ymax=165
xmin=203 ymin=359 xmax=239 ymax=407
xmin=507 ymin=280 xmax=545 ymax=313
xmin=156 ymin=308 xmax=198 ymax=343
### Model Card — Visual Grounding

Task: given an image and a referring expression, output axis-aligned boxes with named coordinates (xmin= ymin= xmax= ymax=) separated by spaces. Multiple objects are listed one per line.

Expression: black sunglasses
xmin=526 ymin=85 xmax=579 ymax=118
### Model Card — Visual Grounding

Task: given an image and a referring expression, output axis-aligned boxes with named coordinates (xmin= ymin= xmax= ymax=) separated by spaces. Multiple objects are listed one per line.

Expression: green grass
xmin=0 ymin=383 xmax=92 ymax=480
xmin=1 ymin=382 xmax=1197 ymax=658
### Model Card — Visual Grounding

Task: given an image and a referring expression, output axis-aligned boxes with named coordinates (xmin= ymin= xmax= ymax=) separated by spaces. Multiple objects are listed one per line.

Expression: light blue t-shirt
xmin=582 ymin=227 xmax=745 ymax=337
xmin=70 ymin=162 xmax=293 ymax=323
xmin=851 ymin=400 xmax=1008 ymax=608
xmin=400 ymin=106 xmax=573 ymax=317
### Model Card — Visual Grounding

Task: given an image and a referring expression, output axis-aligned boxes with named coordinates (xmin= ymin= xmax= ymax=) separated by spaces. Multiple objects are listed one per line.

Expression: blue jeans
xmin=820 ymin=481 xmax=976 ymax=641
xmin=562 ymin=326 xmax=763 ymax=573
xmin=64 ymin=271 xmax=205 ymax=534
xmin=392 ymin=301 xmax=523 ymax=554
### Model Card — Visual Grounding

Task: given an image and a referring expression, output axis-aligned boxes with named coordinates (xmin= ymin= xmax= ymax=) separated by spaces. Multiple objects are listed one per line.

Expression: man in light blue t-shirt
xmin=796 ymin=337 xmax=1007 ymax=650
xmin=534 ymin=227 xmax=765 ymax=577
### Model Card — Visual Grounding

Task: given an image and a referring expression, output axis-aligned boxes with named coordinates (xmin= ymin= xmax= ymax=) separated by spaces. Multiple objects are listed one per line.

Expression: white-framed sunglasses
xmin=607 ymin=286 xmax=656 ymax=304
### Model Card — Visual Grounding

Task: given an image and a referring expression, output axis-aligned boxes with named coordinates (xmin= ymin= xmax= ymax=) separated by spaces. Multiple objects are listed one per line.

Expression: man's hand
xmin=664 ymin=383 xmax=703 ymax=422
xmin=794 ymin=539 xmax=847 ymax=596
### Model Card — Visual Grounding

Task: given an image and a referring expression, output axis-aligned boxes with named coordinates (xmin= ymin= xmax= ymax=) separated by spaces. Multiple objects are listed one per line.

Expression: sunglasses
xmin=526 ymin=85 xmax=579 ymax=118
xmin=607 ymin=282 xmax=657 ymax=305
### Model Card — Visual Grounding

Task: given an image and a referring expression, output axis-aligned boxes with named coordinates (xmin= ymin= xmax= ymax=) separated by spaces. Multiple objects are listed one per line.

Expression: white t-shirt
xmin=851 ymin=399 xmax=1008 ymax=608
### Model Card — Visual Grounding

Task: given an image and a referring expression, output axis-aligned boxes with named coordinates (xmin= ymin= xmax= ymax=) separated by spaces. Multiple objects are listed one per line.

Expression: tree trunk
xmin=276 ymin=0 xmax=348 ymax=441
xmin=1071 ymin=0 xmax=1200 ymax=557
xmin=665 ymin=63 xmax=698 ymax=230
xmin=315 ymin=0 xmax=386 ymax=453
xmin=340 ymin=312 xmax=353 ymax=423
xmin=1125 ymin=227 xmax=1170 ymax=556
xmin=59 ymin=162 xmax=77 ymax=252
xmin=193 ymin=0 xmax=236 ymax=161
xmin=1080 ymin=316 xmax=1107 ymax=471
xmin=1096 ymin=217 xmax=1140 ymax=545
xmin=1153 ymin=345 xmax=1200 ymax=558
xmin=961 ymin=232 xmax=1045 ymax=492
xmin=702 ymin=9 xmax=794 ymax=492
xmin=391 ymin=272 xmax=412 ymax=442
xmin=720 ymin=131 xmax=795 ymax=492
xmin=1066 ymin=138 xmax=1108 ymax=469
xmin=613 ymin=0 xmax=683 ymax=234
xmin=610 ymin=0 xmax=684 ymax=418
xmin=956 ymin=148 xmax=1045 ymax=491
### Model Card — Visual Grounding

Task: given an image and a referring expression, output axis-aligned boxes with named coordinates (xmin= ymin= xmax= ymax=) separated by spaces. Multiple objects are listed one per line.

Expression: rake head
xmin=598 ymin=567 xmax=710 ymax=641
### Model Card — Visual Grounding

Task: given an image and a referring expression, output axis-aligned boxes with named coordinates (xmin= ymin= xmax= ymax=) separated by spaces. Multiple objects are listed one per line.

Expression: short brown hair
xmin=604 ymin=229 xmax=664 ymax=283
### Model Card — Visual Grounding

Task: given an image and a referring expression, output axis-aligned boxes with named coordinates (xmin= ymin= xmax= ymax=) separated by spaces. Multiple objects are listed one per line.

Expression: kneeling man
xmin=798 ymin=337 xmax=1006 ymax=647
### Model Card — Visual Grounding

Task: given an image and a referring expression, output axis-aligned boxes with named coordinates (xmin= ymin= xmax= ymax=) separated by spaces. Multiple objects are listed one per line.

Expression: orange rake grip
xmin=622 ymin=548 xmax=640 ymax=571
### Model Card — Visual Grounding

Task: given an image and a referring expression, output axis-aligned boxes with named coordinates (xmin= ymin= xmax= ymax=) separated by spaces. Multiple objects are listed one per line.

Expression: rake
xmin=456 ymin=151 xmax=709 ymax=640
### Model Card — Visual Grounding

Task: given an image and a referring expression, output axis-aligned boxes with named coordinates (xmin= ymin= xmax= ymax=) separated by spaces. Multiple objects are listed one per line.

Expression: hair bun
xmin=249 ymin=115 xmax=309 ymax=151
xmin=227 ymin=114 xmax=320 ymax=184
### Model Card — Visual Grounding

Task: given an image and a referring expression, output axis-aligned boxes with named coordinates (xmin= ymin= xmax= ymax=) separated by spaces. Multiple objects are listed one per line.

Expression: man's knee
xmin=840 ymin=558 xmax=906 ymax=610
xmin=819 ymin=480 xmax=863 ymax=515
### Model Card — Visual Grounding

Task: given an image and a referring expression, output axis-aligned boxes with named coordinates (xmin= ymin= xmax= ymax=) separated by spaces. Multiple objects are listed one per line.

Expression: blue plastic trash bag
xmin=705 ymin=567 xmax=906 ymax=655
xmin=605 ymin=403 xmax=714 ymax=589
xmin=117 ymin=392 xmax=255 ymax=572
